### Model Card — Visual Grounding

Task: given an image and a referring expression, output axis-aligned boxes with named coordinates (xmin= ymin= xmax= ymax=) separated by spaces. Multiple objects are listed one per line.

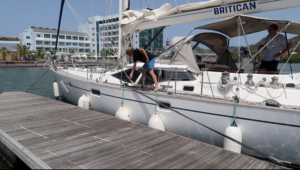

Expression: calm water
xmin=0 ymin=64 xmax=300 ymax=168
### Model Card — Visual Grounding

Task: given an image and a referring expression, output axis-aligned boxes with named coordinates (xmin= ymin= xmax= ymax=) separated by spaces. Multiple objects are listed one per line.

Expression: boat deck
xmin=0 ymin=92 xmax=286 ymax=169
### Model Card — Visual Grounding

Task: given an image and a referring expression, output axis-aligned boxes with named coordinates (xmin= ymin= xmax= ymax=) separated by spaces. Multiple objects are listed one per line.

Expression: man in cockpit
xmin=258 ymin=24 xmax=293 ymax=73
xmin=126 ymin=47 xmax=158 ymax=92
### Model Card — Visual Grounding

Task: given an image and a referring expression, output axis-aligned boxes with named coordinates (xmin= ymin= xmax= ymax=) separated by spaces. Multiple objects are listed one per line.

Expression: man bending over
xmin=126 ymin=47 xmax=158 ymax=92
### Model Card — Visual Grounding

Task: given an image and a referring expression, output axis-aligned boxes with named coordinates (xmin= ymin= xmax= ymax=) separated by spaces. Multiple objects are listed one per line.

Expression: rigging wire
xmin=130 ymin=88 xmax=285 ymax=166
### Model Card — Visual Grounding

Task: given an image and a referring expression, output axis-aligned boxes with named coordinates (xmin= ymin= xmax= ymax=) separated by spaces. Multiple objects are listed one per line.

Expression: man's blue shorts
xmin=143 ymin=58 xmax=155 ymax=69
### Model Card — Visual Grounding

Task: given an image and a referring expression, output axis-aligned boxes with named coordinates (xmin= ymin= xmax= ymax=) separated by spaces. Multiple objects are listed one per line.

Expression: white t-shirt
xmin=263 ymin=34 xmax=287 ymax=61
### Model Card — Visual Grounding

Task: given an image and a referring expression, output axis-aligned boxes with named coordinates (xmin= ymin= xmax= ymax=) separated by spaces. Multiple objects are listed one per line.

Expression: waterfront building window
xmin=79 ymin=43 xmax=84 ymax=47
xmin=73 ymin=36 xmax=78 ymax=40
xmin=59 ymin=42 xmax=65 ymax=46
xmin=92 ymin=33 xmax=95 ymax=36
xmin=113 ymin=26 xmax=116 ymax=29
xmin=86 ymin=38 xmax=88 ymax=41
xmin=36 ymin=47 xmax=43 ymax=50
xmin=79 ymin=37 xmax=84 ymax=41
xmin=36 ymin=41 xmax=43 ymax=45
xmin=59 ymin=35 xmax=65 ymax=39
xmin=85 ymin=44 xmax=90 ymax=47
xmin=26 ymin=36 xmax=30 ymax=39
xmin=27 ymin=43 xmax=30 ymax=46
xmin=93 ymin=44 xmax=95 ymax=46
xmin=79 ymin=49 xmax=84 ymax=52
xmin=44 ymin=34 xmax=50 ymax=38
xmin=85 ymin=49 xmax=90 ymax=52
xmin=113 ymin=18 xmax=116 ymax=22
xmin=108 ymin=27 xmax=111 ymax=30
xmin=66 ymin=36 xmax=71 ymax=40
xmin=37 ymin=34 xmax=41 ymax=38
xmin=99 ymin=21 xmax=103 ymax=24
xmin=112 ymin=32 xmax=116 ymax=35
xmin=66 ymin=42 xmax=72 ymax=46
xmin=44 ymin=41 xmax=50 ymax=45
xmin=45 ymin=48 xmax=50 ymax=51
xmin=52 ymin=42 xmax=56 ymax=46
xmin=108 ymin=32 xmax=111 ymax=36
xmin=52 ymin=35 xmax=57 ymax=39
xmin=116 ymin=18 xmax=119 ymax=21
xmin=73 ymin=43 xmax=78 ymax=46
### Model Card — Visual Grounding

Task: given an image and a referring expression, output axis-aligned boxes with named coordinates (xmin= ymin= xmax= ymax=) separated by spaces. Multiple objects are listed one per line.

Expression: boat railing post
xmin=201 ymin=68 xmax=204 ymax=99
xmin=205 ymin=68 xmax=214 ymax=100
xmin=165 ymin=67 xmax=174 ymax=94
xmin=87 ymin=66 xmax=88 ymax=81
xmin=175 ymin=67 xmax=177 ymax=96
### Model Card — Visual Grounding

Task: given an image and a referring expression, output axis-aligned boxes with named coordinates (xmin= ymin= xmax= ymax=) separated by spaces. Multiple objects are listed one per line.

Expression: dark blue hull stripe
xmin=61 ymin=81 xmax=300 ymax=129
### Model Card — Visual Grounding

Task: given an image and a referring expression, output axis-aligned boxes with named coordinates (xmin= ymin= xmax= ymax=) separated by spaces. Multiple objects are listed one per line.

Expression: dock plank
xmin=0 ymin=92 xmax=287 ymax=169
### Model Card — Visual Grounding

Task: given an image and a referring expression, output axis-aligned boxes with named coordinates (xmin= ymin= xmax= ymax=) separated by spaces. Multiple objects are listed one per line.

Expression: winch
xmin=221 ymin=71 xmax=230 ymax=85
xmin=245 ymin=74 xmax=254 ymax=86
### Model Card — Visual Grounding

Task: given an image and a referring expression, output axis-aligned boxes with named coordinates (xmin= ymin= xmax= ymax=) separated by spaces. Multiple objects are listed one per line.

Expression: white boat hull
xmin=54 ymin=70 xmax=300 ymax=165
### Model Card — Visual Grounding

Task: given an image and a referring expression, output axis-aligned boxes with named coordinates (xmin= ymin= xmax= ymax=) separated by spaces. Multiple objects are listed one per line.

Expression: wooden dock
xmin=0 ymin=92 xmax=286 ymax=169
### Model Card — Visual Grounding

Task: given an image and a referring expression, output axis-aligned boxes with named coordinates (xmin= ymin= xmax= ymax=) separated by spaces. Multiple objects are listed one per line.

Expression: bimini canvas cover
xmin=191 ymin=33 xmax=237 ymax=69
xmin=121 ymin=0 xmax=254 ymax=35
xmin=196 ymin=14 xmax=300 ymax=37
xmin=157 ymin=33 xmax=237 ymax=72
xmin=191 ymin=33 xmax=229 ymax=56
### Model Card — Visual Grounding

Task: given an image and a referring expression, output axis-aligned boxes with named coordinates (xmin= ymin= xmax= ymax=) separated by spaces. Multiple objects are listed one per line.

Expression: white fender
xmin=223 ymin=122 xmax=242 ymax=153
xmin=115 ymin=106 xmax=130 ymax=121
xmin=53 ymin=82 xmax=59 ymax=98
xmin=78 ymin=94 xmax=89 ymax=110
xmin=148 ymin=112 xmax=165 ymax=131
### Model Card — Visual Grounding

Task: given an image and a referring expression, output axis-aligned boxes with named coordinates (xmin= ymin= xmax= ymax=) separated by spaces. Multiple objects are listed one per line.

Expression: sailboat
xmin=50 ymin=0 xmax=300 ymax=166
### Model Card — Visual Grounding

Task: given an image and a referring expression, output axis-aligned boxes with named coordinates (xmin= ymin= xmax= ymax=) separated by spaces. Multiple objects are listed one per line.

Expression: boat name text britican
xmin=214 ymin=2 xmax=256 ymax=15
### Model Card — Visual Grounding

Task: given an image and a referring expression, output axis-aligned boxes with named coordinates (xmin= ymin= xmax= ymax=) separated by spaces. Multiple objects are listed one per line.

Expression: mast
xmin=54 ymin=0 xmax=65 ymax=58
xmin=118 ymin=0 xmax=129 ymax=65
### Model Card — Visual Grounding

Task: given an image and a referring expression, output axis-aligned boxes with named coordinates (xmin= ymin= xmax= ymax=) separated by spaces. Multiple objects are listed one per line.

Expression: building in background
xmin=79 ymin=13 xmax=163 ymax=57
xmin=20 ymin=27 xmax=91 ymax=58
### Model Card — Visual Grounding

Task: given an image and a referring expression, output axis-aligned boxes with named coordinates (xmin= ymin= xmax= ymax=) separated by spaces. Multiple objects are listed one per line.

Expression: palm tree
xmin=1 ymin=47 xmax=11 ymax=61
xmin=11 ymin=53 xmax=17 ymax=61
xmin=12 ymin=44 xmax=30 ymax=60
xmin=36 ymin=49 xmax=45 ymax=59
xmin=69 ymin=49 xmax=74 ymax=53
xmin=50 ymin=50 xmax=55 ymax=55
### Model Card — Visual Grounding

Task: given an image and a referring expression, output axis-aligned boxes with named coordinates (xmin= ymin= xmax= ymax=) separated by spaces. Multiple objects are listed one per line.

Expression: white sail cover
xmin=121 ymin=0 xmax=253 ymax=35
xmin=157 ymin=36 xmax=201 ymax=73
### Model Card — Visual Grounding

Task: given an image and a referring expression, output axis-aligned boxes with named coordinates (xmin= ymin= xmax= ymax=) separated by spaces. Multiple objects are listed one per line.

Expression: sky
xmin=1 ymin=0 xmax=300 ymax=47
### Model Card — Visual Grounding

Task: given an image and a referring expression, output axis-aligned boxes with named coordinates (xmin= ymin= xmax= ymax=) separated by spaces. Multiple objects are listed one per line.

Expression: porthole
xmin=158 ymin=101 xmax=171 ymax=109
xmin=91 ymin=89 xmax=101 ymax=96
xmin=183 ymin=86 xmax=194 ymax=92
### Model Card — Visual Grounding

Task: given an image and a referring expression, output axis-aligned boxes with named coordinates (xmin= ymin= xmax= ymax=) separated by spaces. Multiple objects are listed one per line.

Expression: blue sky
xmin=1 ymin=0 xmax=300 ymax=46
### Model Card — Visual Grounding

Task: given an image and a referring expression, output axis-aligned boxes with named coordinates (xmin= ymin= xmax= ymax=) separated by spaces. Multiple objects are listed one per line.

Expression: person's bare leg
xmin=142 ymin=69 xmax=147 ymax=87
xmin=149 ymin=69 xmax=158 ymax=92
